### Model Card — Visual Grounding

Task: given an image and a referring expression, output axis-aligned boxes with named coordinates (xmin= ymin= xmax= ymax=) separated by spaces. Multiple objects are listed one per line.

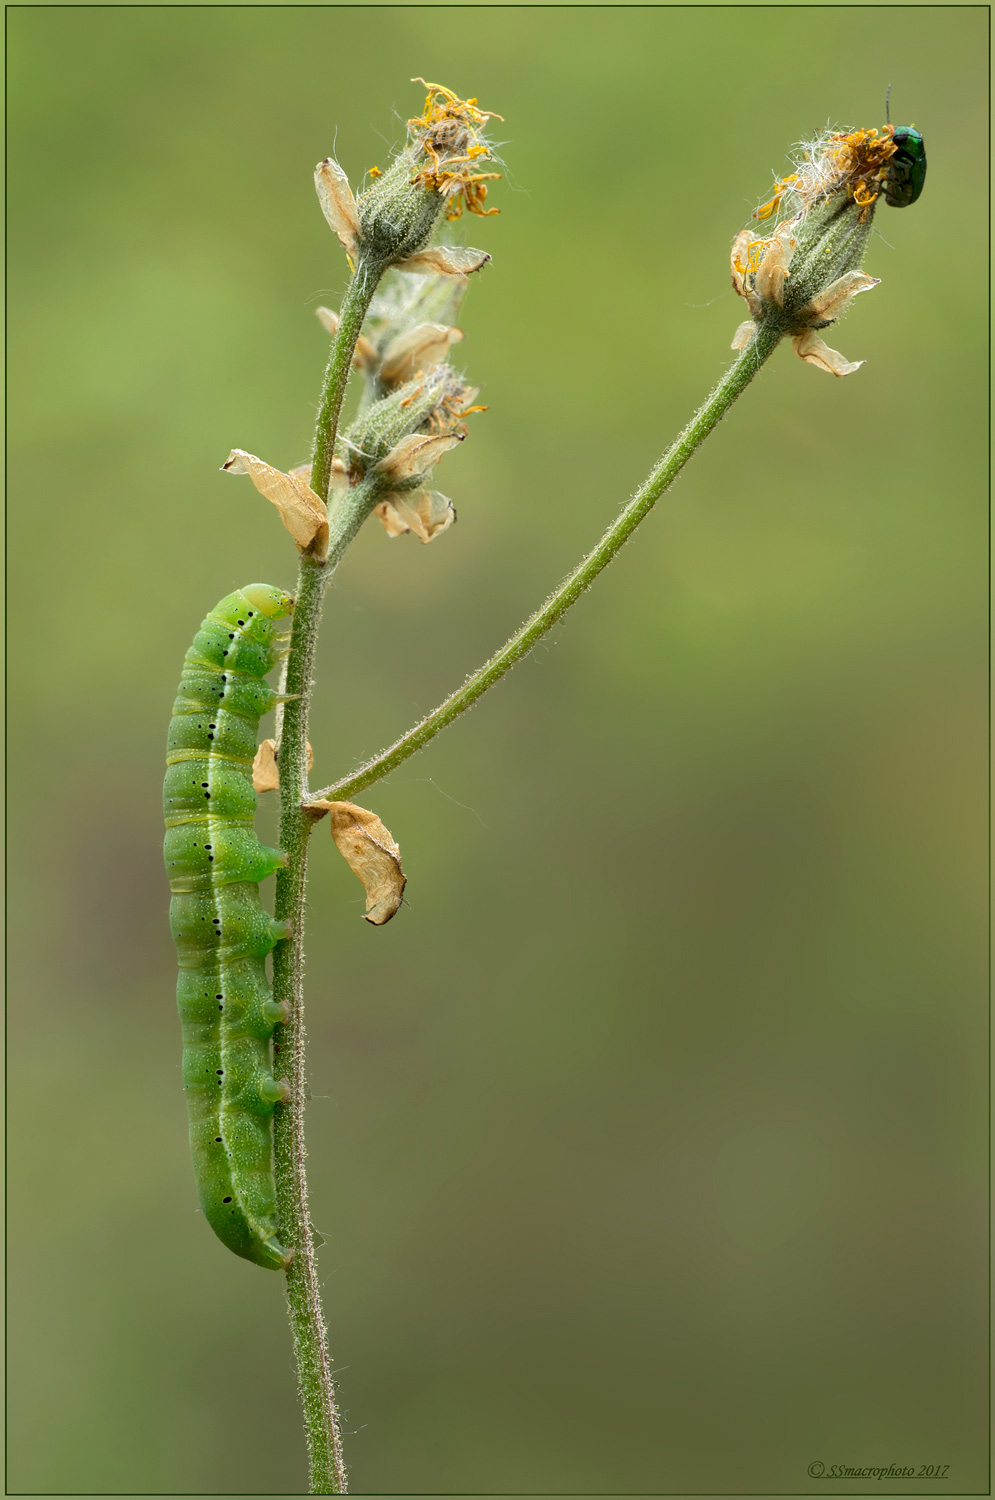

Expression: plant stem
xmin=310 ymin=260 xmax=383 ymax=503
xmin=270 ymin=256 xmax=384 ymax=1496
xmin=271 ymin=559 xmax=341 ymax=1497
xmin=312 ymin=319 xmax=784 ymax=805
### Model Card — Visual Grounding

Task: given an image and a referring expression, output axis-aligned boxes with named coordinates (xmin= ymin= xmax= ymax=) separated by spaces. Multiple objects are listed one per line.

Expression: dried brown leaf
xmin=253 ymin=737 xmax=314 ymax=792
xmin=253 ymin=738 xmax=281 ymax=793
xmin=311 ymin=800 xmax=406 ymax=924
xmin=223 ymin=449 xmax=329 ymax=559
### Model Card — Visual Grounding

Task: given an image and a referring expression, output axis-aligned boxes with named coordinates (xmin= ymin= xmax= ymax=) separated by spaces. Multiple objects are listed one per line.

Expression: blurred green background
xmin=8 ymin=6 xmax=987 ymax=1495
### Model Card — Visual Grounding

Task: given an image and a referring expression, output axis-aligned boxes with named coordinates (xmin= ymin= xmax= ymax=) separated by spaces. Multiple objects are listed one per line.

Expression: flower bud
xmin=340 ymin=364 xmax=470 ymax=483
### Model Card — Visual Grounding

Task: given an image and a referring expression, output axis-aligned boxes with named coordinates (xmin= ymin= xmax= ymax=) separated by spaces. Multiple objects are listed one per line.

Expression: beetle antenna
xmin=885 ymin=83 xmax=892 ymax=125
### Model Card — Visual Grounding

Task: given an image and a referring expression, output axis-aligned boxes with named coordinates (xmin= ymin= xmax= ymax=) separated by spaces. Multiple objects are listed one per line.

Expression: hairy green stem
xmin=270 ymin=255 xmax=386 ymax=1496
xmin=312 ymin=318 xmax=784 ymax=805
xmin=271 ymin=560 xmax=340 ymax=1496
xmin=310 ymin=260 xmax=383 ymax=503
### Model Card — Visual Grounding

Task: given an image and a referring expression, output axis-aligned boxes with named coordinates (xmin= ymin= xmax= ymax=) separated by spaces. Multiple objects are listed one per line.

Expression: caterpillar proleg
xmin=163 ymin=584 xmax=295 ymax=1270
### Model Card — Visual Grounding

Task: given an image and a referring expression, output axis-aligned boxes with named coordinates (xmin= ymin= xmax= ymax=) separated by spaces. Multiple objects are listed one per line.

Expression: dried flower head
xmin=315 ymin=81 xmax=501 ymax=273
xmin=405 ymin=79 xmax=503 ymax=221
xmin=730 ymin=125 xmax=894 ymax=375
xmin=755 ymin=125 xmax=903 ymax=222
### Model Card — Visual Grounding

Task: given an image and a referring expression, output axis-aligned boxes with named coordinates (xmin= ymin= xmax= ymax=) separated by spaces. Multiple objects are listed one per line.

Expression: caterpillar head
xmin=241 ymin=584 xmax=294 ymax=620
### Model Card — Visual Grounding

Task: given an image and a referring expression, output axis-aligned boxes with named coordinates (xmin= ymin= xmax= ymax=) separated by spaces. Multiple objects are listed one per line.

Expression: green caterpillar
xmin=163 ymin=584 xmax=295 ymax=1270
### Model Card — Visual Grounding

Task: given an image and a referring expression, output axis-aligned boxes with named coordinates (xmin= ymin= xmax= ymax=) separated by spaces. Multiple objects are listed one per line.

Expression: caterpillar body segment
xmin=164 ymin=584 xmax=295 ymax=1271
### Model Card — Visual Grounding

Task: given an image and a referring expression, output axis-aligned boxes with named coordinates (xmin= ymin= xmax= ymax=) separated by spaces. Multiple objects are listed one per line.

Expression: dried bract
xmin=375 ymin=489 xmax=456 ymax=543
xmin=338 ymin=363 xmax=477 ymax=491
xmin=252 ymin=738 xmax=281 ymax=793
xmin=395 ymin=245 xmax=491 ymax=277
xmin=223 ymin=449 xmax=330 ymax=558
xmin=253 ymin=737 xmax=314 ymax=793
xmin=314 ymin=158 xmax=361 ymax=261
xmin=380 ymin=323 xmax=465 ymax=386
xmin=311 ymin=801 xmax=406 ymax=925
xmin=375 ymin=431 xmax=463 ymax=484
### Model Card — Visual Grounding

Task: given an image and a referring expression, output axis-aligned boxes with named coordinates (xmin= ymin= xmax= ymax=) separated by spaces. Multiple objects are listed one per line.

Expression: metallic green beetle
xmin=884 ymin=126 xmax=926 ymax=207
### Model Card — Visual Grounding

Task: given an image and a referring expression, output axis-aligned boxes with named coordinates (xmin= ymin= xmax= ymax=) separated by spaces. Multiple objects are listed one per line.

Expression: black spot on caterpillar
xmin=163 ymin=584 xmax=295 ymax=1270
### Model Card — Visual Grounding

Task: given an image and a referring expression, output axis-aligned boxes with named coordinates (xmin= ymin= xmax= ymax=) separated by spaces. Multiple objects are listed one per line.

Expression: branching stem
xmin=311 ymin=318 xmax=784 ymax=806
xmin=269 ymin=289 xmax=781 ymax=1493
